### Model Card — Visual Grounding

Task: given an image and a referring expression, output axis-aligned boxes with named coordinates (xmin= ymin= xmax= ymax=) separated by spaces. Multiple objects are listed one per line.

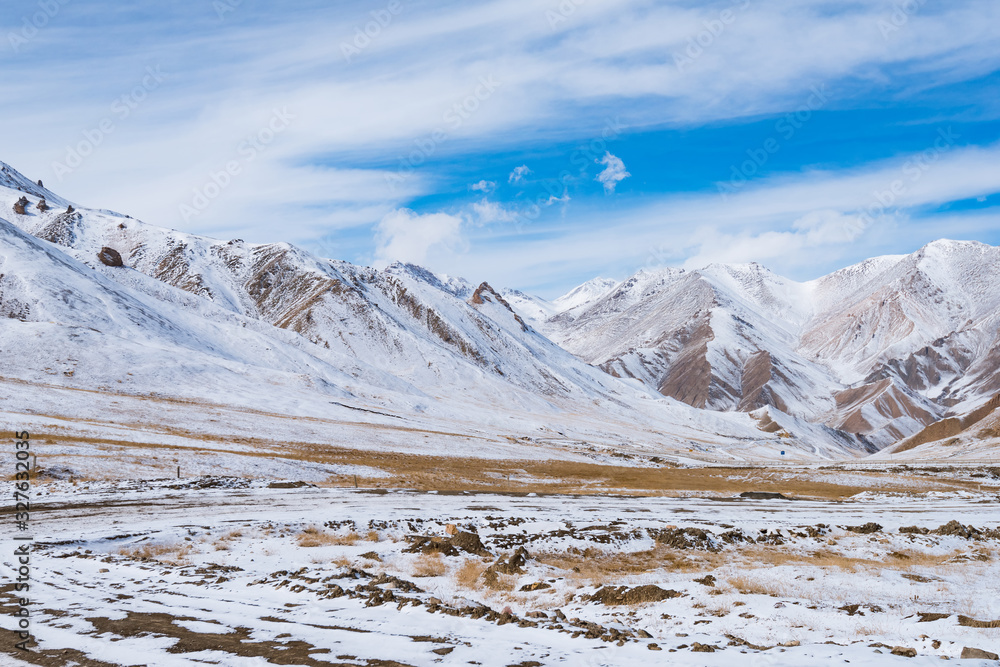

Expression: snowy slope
xmin=533 ymin=242 xmax=1000 ymax=450
xmin=501 ymin=276 xmax=618 ymax=334
xmin=1 ymin=159 xmax=852 ymax=462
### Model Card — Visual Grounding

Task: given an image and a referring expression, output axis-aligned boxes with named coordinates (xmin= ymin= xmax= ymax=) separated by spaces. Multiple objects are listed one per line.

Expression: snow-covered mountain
xmin=528 ymin=243 xmax=1000 ymax=449
xmin=5 ymin=157 xmax=994 ymax=459
xmin=1 ymin=159 xmax=860 ymax=464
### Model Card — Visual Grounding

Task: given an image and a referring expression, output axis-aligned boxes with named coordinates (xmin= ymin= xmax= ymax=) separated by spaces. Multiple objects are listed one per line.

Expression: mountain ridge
xmin=526 ymin=239 xmax=1000 ymax=450
xmin=1 ymin=158 xmax=994 ymax=460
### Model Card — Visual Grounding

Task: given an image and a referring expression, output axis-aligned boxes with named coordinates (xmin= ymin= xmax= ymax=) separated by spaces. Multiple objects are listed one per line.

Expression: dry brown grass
xmin=726 ymin=573 xmax=788 ymax=597
xmin=117 ymin=542 xmax=189 ymax=564
xmin=295 ymin=526 xmax=360 ymax=548
xmin=485 ymin=572 xmax=518 ymax=592
xmin=412 ymin=553 xmax=447 ymax=578
xmin=706 ymin=602 xmax=731 ymax=617
xmin=25 ymin=410 xmax=991 ymax=498
xmin=537 ymin=545 xmax=720 ymax=585
xmin=455 ymin=559 xmax=487 ymax=589
xmin=731 ymin=545 xmax=971 ymax=578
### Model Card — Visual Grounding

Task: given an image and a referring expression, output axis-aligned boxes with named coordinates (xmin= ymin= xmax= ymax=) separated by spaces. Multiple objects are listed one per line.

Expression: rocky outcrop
xmin=892 ymin=393 xmax=1000 ymax=454
xmin=470 ymin=282 xmax=529 ymax=332
xmin=98 ymin=247 xmax=124 ymax=267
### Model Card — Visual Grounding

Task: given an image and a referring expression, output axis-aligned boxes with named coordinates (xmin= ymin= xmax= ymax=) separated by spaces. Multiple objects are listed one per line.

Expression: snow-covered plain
xmin=3 ymin=481 xmax=1000 ymax=666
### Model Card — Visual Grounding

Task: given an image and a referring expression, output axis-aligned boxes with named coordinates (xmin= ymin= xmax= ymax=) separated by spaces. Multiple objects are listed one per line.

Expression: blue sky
xmin=3 ymin=0 xmax=999 ymax=297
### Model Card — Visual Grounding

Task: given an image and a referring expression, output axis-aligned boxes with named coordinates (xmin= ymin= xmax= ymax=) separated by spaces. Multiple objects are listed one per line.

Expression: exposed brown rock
xmin=98 ymin=247 xmax=124 ymax=267
xmin=916 ymin=612 xmax=950 ymax=623
xmin=738 ymin=350 xmax=784 ymax=412
xmin=589 ymin=585 xmax=682 ymax=605
xmin=657 ymin=317 xmax=714 ymax=408
xmin=37 ymin=210 xmax=83 ymax=246
xmin=831 ymin=378 xmax=935 ymax=436
xmin=892 ymin=393 xmax=1000 ymax=454
xmin=845 ymin=522 xmax=882 ymax=534
xmin=961 ymin=647 xmax=999 ymax=660
xmin=469 ymin=282 xmax=528 ymax=331
xmin=404 ymin=530 xmax=490 ymax=558
xmin=483 ymin=547 xmax=531 ymax=586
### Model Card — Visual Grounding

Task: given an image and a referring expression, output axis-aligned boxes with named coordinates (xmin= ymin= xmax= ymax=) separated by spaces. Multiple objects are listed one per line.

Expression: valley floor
xmin=3 ymin=471 xmax=1000 ymax=666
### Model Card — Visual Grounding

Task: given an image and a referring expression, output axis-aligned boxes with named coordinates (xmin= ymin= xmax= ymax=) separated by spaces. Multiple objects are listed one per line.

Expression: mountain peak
xmin=384 ymin=262 xmax=473 ymax=298
xmin=0 ymin=161 xmax=69 ymax=207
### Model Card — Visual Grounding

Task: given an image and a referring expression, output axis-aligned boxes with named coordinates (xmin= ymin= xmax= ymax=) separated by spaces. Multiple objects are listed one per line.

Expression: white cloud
xmin=4 ymin=0 xmax=1000 ymax=293
xmin=471 ymin=197 xmax=517 ymax=225
xmin=508 ymin=165 xmax=531 ymax=184
xmin=428 ymin=143 xmax=1000 ymax=292
xmin=681 ymin=210 xmax=870 ymax=269
xmin=374 ymin=208 xmax=464 ymax=267
xmin=470 ymin=180 xmax=496 ymax=192
xmin=595 ymin=152 xmax=630 ymax=193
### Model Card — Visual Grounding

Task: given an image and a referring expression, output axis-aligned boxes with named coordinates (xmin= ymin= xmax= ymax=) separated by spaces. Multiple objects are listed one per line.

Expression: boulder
xmin=739 ymin=491 xmax=790 ymax=500
xmin=961 ymin=647 xmax=999 ymax=660
xmin=405 ymin=530 xmax=491 ymax=557
xmin=98 ymin=247 xmax=124 ymax=267
xmin=846 ymin=522 xmax=883 ymax=534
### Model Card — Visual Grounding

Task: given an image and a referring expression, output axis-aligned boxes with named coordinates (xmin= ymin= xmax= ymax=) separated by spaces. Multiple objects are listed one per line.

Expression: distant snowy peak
xmin=500 ymin=277 xmax=620 ymax=333
xmin=543 ymin=239 xmax=1000 ymax=448
xmin=697 ymin=262 xmax=813 ymax=327
xmin=498 ymin=288 xmax=556 ymax=327
xmin=552 ymin=277 xmax=619 ymax=314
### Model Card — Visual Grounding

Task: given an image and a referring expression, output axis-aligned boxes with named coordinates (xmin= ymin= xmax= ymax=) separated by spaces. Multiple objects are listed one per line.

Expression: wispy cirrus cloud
xmin=0 ymin=1 xmax=998 ymax=293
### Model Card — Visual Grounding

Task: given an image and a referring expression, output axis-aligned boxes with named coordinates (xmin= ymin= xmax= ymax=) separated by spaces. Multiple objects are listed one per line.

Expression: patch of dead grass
xmin=296 ymin=526 xmax=360 ymax=548
xmin=412 ymin=552 xmax=447 ymax=578
xmin=117 ymin=542 xmax=189 ymax=564
xmin=726 ymin=574 xmax=788 ymax=597
xmin=485 ymin=572 xmax=517 ymax=592
xmin=537 ymin=545 xmax=720 ymax=585
xmin=455 ymin=559 xmax=487 ymax=589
